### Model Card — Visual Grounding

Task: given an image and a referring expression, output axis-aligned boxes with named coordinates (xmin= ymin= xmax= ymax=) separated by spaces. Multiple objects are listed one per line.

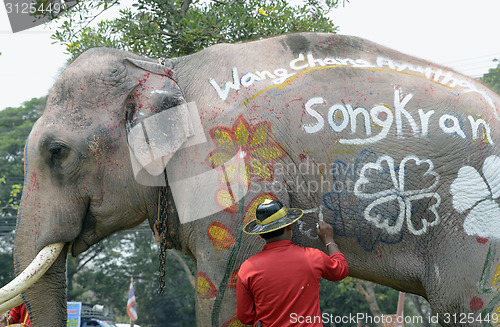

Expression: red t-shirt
xmin=236 ymin=240 xmax=349 ymax=327
xmin=9 ymin=303 xmax=31 ymax=326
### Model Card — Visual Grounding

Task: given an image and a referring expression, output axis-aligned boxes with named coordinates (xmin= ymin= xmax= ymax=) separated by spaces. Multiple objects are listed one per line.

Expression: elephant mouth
xmin=0 ymin=242 xmax=65 ymax=312
xmin=71 ymin=206 xmax=108 ymax=256
xmin=72 ymin=235 xmax=95 ymax=257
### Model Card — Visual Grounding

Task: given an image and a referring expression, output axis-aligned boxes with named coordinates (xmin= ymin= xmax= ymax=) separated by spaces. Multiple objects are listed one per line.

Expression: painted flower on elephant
xmin=450 ymin=155 xmax=500 ymax=239
xmin=215 ymin=171 xmax=249 ymax=213
xmin=197 ymin=272 xmax=218 ymax=299
xmin=208 ymin=116 xmax=285 ymax=212
xmin=354 ymin=155 xmax=441 ymax=236
xmin=222 ymin=317 xmax=249 ymax=327
xmin=208 ymin=116 xmax=284 ymax=181
xmin=323 ymin=149 xmax=391 ymax=252
xmin=207 ymin=221 xmax=236 ymax=250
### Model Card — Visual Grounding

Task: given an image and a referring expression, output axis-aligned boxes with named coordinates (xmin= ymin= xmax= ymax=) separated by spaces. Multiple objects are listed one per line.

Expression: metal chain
xmin=158 ymin=170 xmax=169 ymax=295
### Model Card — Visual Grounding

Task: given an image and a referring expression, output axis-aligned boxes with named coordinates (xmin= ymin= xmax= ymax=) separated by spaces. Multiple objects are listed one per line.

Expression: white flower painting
xmin=450 ymin=155 xmax=500 ymax=239
xmin=354 ymin=155 xmax=441 ymax=235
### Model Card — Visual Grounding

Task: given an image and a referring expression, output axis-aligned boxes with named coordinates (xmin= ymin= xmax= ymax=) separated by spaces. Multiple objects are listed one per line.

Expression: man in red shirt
xmin=236 ymin=199 xmax=349 ymax=327
xmin=6 ymin=303 xmax=31 ymax=326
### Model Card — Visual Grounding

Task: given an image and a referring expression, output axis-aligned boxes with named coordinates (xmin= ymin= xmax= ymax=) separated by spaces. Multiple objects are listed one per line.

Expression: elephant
xmin=2 ymin=32 xmax=500 ymax=327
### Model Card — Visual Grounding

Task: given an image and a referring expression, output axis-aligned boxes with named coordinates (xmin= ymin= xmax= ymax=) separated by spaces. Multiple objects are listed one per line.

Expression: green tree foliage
xmin=49 ymin=0 xmax=342 ymax=60
xmin=481 ymin=59 xmax=500 ymax=94
xmin=320 ymin=278 xmax=408 ymax=326
xmin=0 ymin=232 xmax=16 ymax=286
xmin=0 ymin=252 xmax=15 ymax=285
xmin=0 ymin=97 xmax=45 ymax=234
xmin=69 ymin=227 xmax=195 ymax=327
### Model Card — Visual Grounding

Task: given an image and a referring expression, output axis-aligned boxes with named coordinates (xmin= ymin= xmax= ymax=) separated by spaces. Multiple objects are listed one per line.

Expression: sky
xmin=1 ymin=0 xmax=500 ymax=110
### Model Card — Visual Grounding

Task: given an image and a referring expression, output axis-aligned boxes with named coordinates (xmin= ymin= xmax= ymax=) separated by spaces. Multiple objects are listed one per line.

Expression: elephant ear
xmin=124 ymin=58 xmax=198 ymax=186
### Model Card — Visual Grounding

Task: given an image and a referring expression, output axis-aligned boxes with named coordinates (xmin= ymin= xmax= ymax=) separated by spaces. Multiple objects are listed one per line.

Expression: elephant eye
xmin=48 ymin=142 xmax=69 ymax=163
xmin=41 ymin=137 xmax=79 ymax=180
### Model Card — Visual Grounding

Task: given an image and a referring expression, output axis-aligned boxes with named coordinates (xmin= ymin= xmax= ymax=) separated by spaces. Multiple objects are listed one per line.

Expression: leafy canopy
xmin=481 ymin=59 xmax=500 ymax=94
xmin=49 ymin=0 xmax=343 ymax=60
xmin=0 ymin=97 xmax=45 ymax=233
xmin=68 ymin=228 xmax=196 ymax=326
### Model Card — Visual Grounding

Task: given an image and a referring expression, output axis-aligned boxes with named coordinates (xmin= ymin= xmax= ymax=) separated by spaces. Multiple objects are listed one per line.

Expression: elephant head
xmin=0 ymin=48 xmax=192 ymax=326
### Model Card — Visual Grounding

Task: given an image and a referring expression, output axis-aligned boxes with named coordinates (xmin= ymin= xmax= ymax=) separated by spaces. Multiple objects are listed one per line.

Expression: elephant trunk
xmin=23 ymin=245 xmax=69 ymax=327
xmin=10 ymin=241 xmax=69 ymax=327
xmin=10 ymin=203 xmax=72 ymax=327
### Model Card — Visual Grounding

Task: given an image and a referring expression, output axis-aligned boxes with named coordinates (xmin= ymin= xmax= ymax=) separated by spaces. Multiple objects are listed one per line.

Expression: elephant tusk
xmin=0 ymin=243 xmax=65 ymax=305
xmin=0 ymin=294 xmax=23 ymax=313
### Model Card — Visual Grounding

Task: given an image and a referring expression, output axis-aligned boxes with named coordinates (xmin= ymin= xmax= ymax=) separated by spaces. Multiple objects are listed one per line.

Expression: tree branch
xmin=356 ymin=280 xmax=384 ymax=327
xmin=409 ymin=294 xmax=432 ymax=327
xmin=211 ymin=0 xmax=228 ymax=5
xmin=180 ymin=0 xmax=193 ymax=18
xmin=76 ymin=246 xmax=104 ymax=271
xmin=69 ymin=0 xmax=121 ymax=40
xmin=159 ymin=30 xmax=178 ymax=38
xmin=168 ymin=249 xmax=195 ymax=289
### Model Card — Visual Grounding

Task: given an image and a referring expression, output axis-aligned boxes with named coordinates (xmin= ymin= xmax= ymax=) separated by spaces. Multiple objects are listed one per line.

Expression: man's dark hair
xmin=260 ymin=228 xmax=285 ymax=240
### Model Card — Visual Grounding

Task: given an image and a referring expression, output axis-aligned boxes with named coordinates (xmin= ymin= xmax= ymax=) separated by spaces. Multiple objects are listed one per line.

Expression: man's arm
xmin=316 ymin=221 xmax=340 ymax=255
xmin=316 ymin=221 xmax=349 ymax=280
xmin=236 ymin=276 xmax=256 ymax=325
xmin=8 ymin=305 xmax=21 ymax=323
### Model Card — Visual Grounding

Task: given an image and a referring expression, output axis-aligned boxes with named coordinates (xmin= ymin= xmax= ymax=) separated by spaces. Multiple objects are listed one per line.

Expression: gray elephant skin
xmin=8 ymin=32 xmax=500 ymax=326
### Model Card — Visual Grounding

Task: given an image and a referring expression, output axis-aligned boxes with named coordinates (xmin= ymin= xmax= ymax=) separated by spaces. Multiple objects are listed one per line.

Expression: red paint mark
xmin=30 ymin=172 xmax=39 ymax=191
xmin=226 ymin=269 xmax=238 ymax=289
xmin=470 ymin=296 xmax=484 ymax=311
xmin=476 ymin=236 xmax=489 ymax=244
xmin=285 ymin=98 xmax=304 ymax=108
xmin=299 ymin=153 xmax=306 ymax=161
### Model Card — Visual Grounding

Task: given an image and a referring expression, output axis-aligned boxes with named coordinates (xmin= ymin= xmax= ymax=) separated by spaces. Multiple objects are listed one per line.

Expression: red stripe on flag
xmin=127 ymin=278 xmax=138 ymax=321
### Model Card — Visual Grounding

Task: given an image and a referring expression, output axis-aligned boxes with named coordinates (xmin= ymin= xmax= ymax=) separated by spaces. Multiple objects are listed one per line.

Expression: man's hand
xmin=316 ymin=221 xmax=340 ymax=255
xmin=0 ymin=312 xmax=12 ymax=327
xmin=316 ymin=221 xmax=334 ymax=244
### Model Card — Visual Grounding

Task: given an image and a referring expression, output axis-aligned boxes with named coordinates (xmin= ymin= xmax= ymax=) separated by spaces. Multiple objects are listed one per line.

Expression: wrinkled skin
xmin=13 ymin=33 xmax=500 ymax=326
